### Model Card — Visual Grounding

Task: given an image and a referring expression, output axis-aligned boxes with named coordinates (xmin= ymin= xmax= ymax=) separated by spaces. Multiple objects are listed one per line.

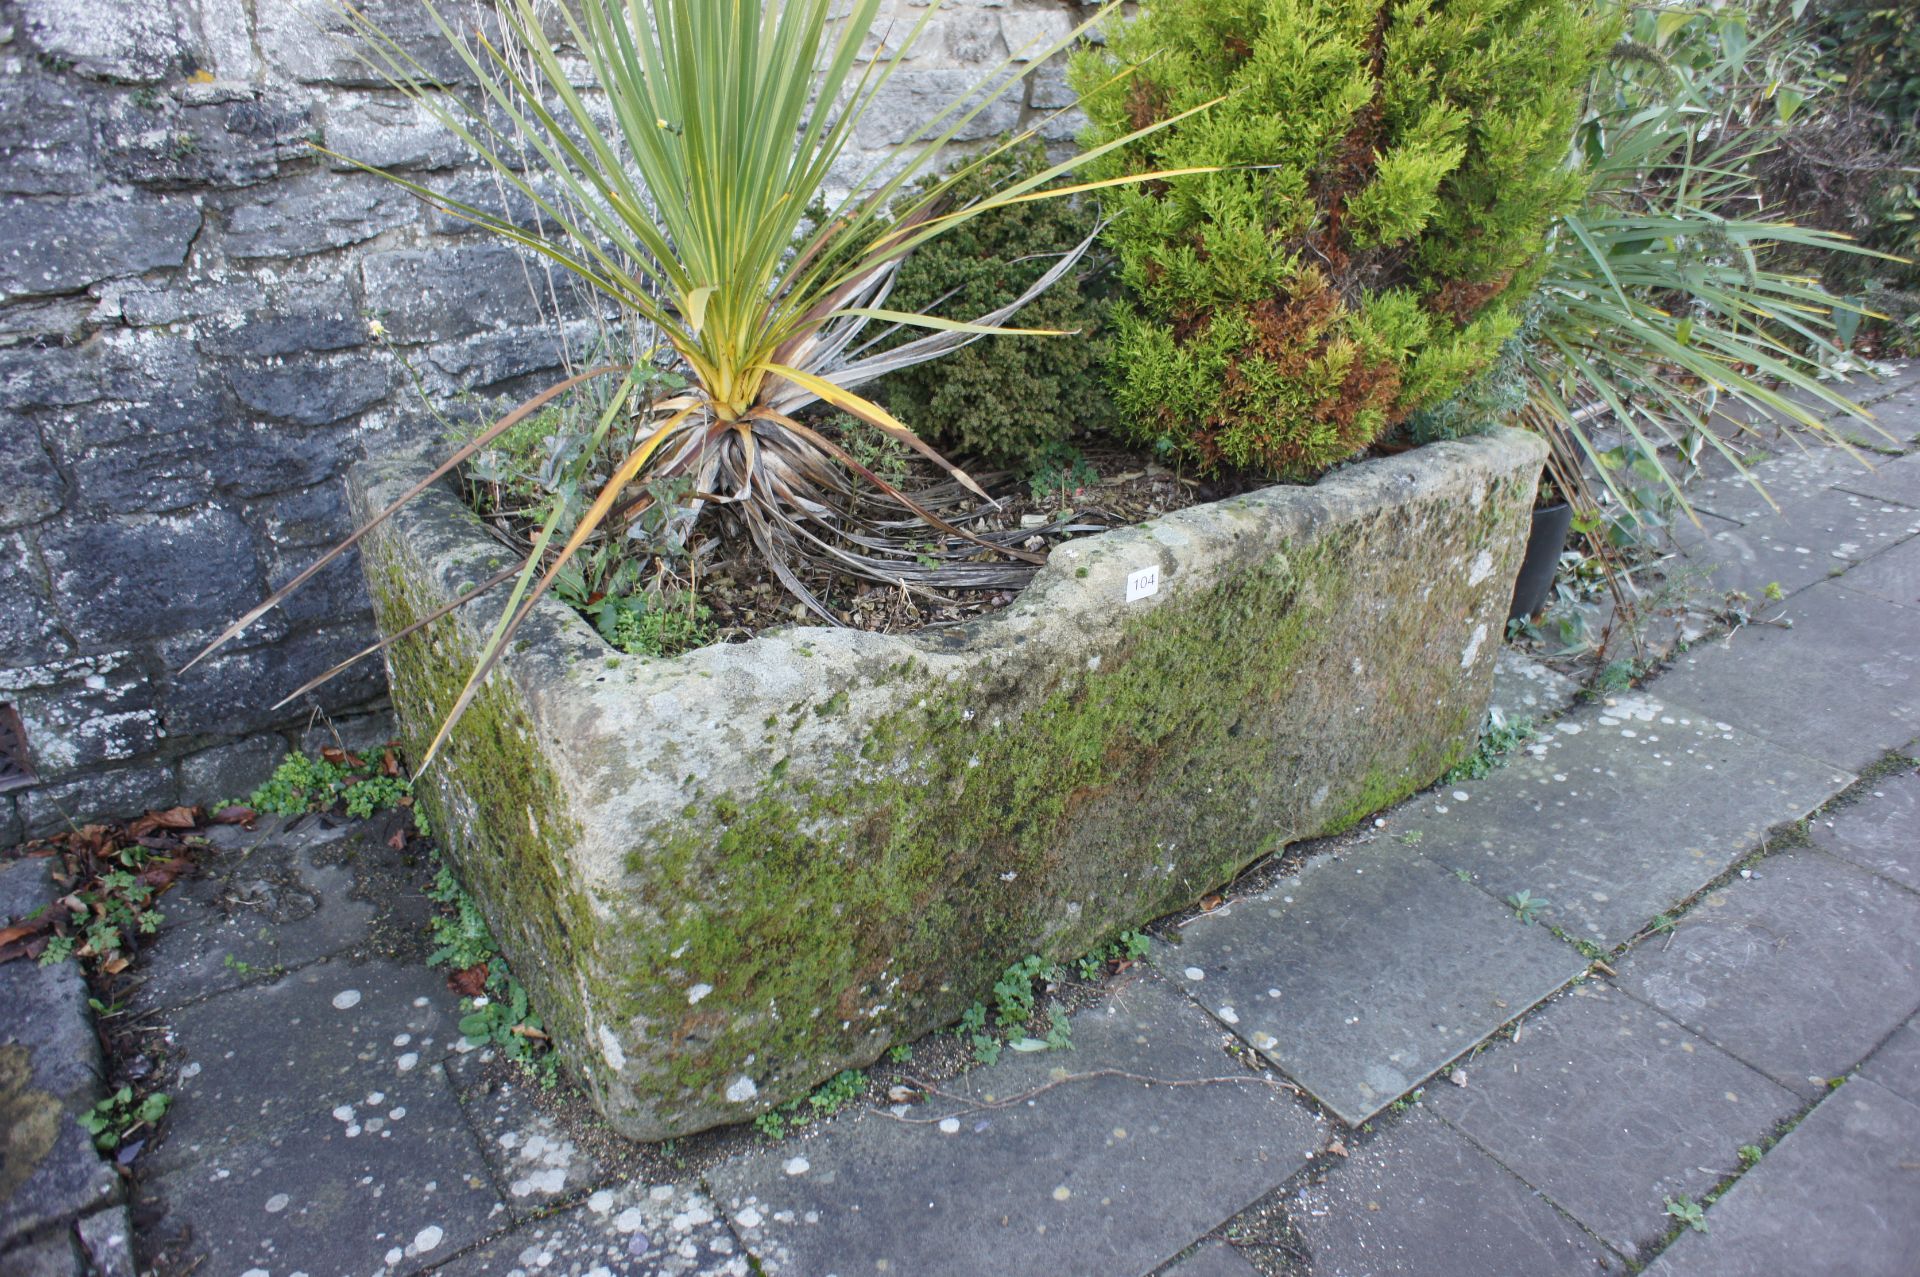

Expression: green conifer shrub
xmin=873 ymin=140 xmax=1112 ymax=472
xmin=1070 ymin=0 xmax=1613 ymax=480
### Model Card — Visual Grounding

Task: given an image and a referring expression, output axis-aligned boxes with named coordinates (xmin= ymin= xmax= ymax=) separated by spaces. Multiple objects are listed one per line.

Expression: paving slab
xmin=1835 ymin=530 xmax=1920 ymax=609
xmin=1860 ymin=1018 xmax=1920 ymax=1106
xmin=1425 ymin=982 xmax=1801 ymax=1255
xmin=134 ymin=951 xmax=509 ymax=1273
xmin=74 ymin=1206 xmax=135 ymax=1277
xmin=0 ymin=858 xmax=121 ymax=1250
xmin=1650 ymin=582 xmax=1920 ymax=772
xmin=138 ymin=1059 xmax=507 ymax=1277
xmin=1 ymin=1228 xmax=83 ymax=1277
xmin=456 ymin=1064 xmax=611 ymax=1215
xmin=1397 ymin=691 xmax=1848 ymax=945
xmin=429 ymin=1181 xmax=749 ymax=1277
xmin=1162 ymin=1239 xmax=1262 ymax=1276
xmin=709 ymin=974 xmax=1321 ymax=1277
xmin=1683 ymin=445 xmax=1904 ymax=523
xmin=1808 ymin=763 xmax=1920 ymax=890
xmin=1670 ymin=508 xmax=1856 ymax=601
xmin=144 ymin=954 xmax=465 ymax=1174
xmin=1834 ymin=448 xmax=1920 ymax=507
xmin=1491 ymin=649 xmax=1581 ymax=724
xmin=1643 ymin=1078 xmax=1920 ymax=1277
xmin=1275 ymin=1111 xmax=1625 ymax=1276
xmin=1615 ymin=848 xmax=1920 ymax=1097
xmin=126 ymin=817 xmax=379 ymax=1015
xmin=1154 ymin=843 xmax=1588 ymax=1125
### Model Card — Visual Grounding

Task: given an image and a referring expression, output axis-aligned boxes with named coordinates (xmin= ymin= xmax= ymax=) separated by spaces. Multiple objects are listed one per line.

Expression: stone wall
xmin=0 ymin=0 xmax=1094 ymax=841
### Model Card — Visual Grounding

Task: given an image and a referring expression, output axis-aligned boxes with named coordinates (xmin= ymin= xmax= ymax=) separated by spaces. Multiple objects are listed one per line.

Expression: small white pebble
xmin=264 ymin=1193 xmax=289 ymax=1213
xmin=1218 ymin=1006 xmax=1239 ymax=1025
xmin=413 ymin=1225 xmax=444 ymax=1253
xmin=688 ymin=983 xmax=713 ymax=1005
xmin=331 ymin=989 xmax=362 ymax=1010
xmin=938 ymin=1117 xmax=961 ymax=1134
xmin=1183 ymin=966 xmax=1204 ymax=981
xmin=783 ymin=1156 xmax=810 ymax=1176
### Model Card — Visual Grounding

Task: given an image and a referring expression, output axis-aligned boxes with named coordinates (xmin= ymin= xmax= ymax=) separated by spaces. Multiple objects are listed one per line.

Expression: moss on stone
xmin=358 ymin=441 xmax=1538 ymax=1137
xmin=595 ymin=527 xmax=1488 ymax=1115
xmin=364 ymin=551 xmax=600 ymax=1090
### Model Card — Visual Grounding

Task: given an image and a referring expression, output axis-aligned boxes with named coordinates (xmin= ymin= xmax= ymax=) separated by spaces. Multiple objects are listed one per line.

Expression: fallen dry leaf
xmin=0 ymin=918 xmax=49 ymax=949
xmin=1200 ymin=894 xmax=1224 ymax=912
xmin=448 ymin=964 xmax=489 ymax=997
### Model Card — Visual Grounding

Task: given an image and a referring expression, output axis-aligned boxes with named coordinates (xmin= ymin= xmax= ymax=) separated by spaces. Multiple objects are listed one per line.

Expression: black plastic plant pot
xmin=1508 ymin=500 xmax=1573 ymax=622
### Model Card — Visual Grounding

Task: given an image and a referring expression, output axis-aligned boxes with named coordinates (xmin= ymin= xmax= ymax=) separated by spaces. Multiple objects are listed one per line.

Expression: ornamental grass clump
xmin=1071 ymin=0 xmax=1612 ymax=480
xmin=187 ymin=0 xmax=1209 ymax=769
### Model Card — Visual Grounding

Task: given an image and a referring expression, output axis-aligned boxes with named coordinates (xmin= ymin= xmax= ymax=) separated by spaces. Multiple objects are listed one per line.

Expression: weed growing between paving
xmin=425 ymin=854 xmax=558 ymax=1087
xmin=239 ymin=748 xmax=422 ymax=828
xmin=749 ymin=932 xmax=1152 ymax=1141
xmin=80 ymin=1085 xmax=169 ymax=1153
xmin=0 ymin=809 xmax=229 ymax=1173
xmin=1443 ymin=716 xmax=1537 ymax=783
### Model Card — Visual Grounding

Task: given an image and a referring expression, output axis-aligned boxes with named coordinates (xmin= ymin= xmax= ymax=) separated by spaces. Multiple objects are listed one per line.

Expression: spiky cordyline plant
xmin=189 ymin=0 xmax=1212 ymax=769
xmin=1521 ymin=11 xmax=1895 ymax=522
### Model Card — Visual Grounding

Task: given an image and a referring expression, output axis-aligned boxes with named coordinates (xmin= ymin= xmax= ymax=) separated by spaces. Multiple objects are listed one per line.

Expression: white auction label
xmin=1125 ymin=565 xmax=1160 ymax=602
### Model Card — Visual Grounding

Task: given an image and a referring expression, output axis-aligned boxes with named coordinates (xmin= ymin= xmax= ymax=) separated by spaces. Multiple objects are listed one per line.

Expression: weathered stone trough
xmin=350 ymin=428 xmax=1546 ymax=1140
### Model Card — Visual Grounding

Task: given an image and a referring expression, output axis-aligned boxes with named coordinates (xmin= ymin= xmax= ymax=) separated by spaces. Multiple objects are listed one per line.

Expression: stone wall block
xmin=361 ymin=242 xmax=554 ymax=343
xmin=258 ymin=0 xmax=498 ymax=88
xmin=0 ymin=420 xmax=68 ymax=528
xmin=16 ymin=0 xmax=189 ymax=84
xmin=853 ymin=69 xmax=1023 ymax=147
xmin=193 ymin=280 xmax=366 ymax=358
xmin=58 ymin=397 xmax=225 ymax=514
xmin=19 ymin=762 xmax=181 ymax=837
xmin=0 ymin=650 xmax=162 ymax=774
xmin=0 ymin=190 xmax=202 ymax=301
xmin=227 ymin=352 xmax=390 ymax=425
xmin=999 ymin=8 xmax=1076 ymax=61
xmin=0 ymin=77 xmax=99 ymax=196
xmin=418 ymin=318 xmax=597 ymax=398
xmin=39 ymin=509 xmax=265 ymax=648
xmin=0 ymin=533 xmax=73 ymax=666
xmin=218 ymin=171 xmax=419 ymax=260
xmin=97 ymin=90 xmax=316 ymax=189
xmin=160 ymin=621 xmax=386 ymax=738
xmin=323 ymin=94 xmax=473 ymax=173
xmin=178 ymin=732 xmax=287 ymax=804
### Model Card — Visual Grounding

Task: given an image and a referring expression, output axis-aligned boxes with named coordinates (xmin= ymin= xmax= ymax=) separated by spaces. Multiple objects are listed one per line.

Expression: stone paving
xmin=3 ymin=363 xmax=1919 ymax=1275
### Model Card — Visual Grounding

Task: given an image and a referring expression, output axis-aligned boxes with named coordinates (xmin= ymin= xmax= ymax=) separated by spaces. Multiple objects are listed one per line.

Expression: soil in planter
xmin=458 ymin=409 xmax=1264 ymax=647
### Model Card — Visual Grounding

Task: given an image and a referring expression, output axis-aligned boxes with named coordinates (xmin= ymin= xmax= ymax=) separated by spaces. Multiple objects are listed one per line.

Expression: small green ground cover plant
xmin=753 ymin=1068 xmax=867 ymax=1139
xmin=242 ymin=750 xmax=420 ymax=827
xmin=1072 ymin=0 xmax=1612 ymax=480
xmin=1444 ymin=716 xmax=1537 ymax=783
xmin=1665 ymin=1193 xmax=1709 ymax=1234
xmin=426 ymin=856 xmax=557 ymax=1085
xmin=80 ymin=1085 xmax=170 ymax=1152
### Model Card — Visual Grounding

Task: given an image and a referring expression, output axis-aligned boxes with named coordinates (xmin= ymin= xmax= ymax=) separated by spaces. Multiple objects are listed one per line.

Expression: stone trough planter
xmin=350 ymin=427 xmax=1546 ymax=1140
